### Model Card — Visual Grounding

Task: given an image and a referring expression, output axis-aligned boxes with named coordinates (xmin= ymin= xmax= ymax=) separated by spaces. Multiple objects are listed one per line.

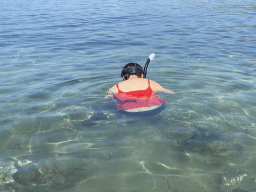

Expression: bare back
xmin=110 ymin=78 xmax=164 ymax=94
xmin=118 ymin=78 xmax=149 ymax=92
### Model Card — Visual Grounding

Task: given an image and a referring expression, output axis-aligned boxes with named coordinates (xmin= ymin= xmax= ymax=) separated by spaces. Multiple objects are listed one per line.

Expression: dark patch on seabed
xmin=1 ymin=155 xmax=95 ymax=192
xmin=232 ymin=188 xmax=249 ymax=192
xmin=177 ymin=129 xmax=227 ymax=155
xmin=0 ymin=140 xmax=132 ymax=192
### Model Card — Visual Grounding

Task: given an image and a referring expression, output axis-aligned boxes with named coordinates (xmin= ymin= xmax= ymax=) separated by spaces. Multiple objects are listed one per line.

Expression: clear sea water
xmin=0 ymin=0 xmax=256 ymax=191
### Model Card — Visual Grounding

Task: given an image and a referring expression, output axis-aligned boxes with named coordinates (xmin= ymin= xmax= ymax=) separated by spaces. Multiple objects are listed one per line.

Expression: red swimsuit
xmin=113 ymin=79 xmax=166 ymax=111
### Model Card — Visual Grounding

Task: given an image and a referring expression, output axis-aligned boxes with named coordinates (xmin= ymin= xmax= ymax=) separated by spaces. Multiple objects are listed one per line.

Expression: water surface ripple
xmin=0 ymin=0 xmax=256 ymax=191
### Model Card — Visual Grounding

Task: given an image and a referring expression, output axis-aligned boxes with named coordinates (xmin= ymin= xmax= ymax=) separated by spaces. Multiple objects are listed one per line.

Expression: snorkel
xmin=143 ymin=53 xmax=155 ymax=78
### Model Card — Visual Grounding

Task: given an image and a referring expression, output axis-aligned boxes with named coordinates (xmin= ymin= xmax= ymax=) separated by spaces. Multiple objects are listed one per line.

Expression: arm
xmin=160 ymin=88 xmax=175 ymax=94
xmin=150 ymin=80 xmax=175 ymax=94
xmin=105 ymin=85 xmax=118 ymax=98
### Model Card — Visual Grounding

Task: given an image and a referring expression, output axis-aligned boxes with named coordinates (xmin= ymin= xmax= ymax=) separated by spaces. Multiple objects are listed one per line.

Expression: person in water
xmin=106 ymin=62 xmax=174 ymax=113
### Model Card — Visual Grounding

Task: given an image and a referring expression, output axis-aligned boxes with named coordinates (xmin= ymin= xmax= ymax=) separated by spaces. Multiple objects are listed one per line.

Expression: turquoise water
xmin=1 ymin=0 xmax=256 ymax=191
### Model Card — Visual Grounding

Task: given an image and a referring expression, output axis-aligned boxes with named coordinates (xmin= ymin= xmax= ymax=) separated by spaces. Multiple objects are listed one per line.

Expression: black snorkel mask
xmin=121 ymin=66 xmax=143 ymax=77
xmin=121 ymin=53 xmax=155 ymax=79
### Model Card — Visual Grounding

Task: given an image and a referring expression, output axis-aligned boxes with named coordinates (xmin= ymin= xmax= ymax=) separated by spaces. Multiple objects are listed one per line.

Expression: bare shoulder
xmin=149 ymin=79 xmax=163 ymax=92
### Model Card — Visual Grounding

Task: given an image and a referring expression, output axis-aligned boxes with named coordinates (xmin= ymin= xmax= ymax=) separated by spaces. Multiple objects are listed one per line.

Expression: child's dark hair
xmin=121 ymin=63 xmax=143 ymax=80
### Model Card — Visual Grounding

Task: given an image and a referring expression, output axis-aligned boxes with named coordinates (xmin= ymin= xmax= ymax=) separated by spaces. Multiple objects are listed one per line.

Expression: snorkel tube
xmin=143 ymin=53 xmax=155 ymax=78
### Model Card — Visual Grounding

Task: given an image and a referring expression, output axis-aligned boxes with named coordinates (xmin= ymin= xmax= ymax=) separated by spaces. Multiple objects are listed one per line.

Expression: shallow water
xmin=1 ymin=0 xmax=256 ymax=191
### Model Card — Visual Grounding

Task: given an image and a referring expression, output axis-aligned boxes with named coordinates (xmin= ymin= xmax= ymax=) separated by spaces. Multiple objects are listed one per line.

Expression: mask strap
xmin=122 ymin=67 xmax=143 ymax=76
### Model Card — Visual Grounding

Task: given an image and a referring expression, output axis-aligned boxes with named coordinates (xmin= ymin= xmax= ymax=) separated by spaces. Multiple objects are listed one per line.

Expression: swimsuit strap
xmin=116 ymin=83 xmax=123 ymax=94
xmin=146 ymin=79 xmax=153 ymax=92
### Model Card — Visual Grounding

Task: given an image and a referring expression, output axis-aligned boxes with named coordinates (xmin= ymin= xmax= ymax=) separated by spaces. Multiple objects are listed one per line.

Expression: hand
xmin=167 ymin=90 xmax=175 ymax=94
xmin=104 ymin=95 xmax=113 ymax=99
xmin=161 ymin=88 xmax=175 ymax=94
xmin=105 ymin=90 xmax=114 ymax=99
